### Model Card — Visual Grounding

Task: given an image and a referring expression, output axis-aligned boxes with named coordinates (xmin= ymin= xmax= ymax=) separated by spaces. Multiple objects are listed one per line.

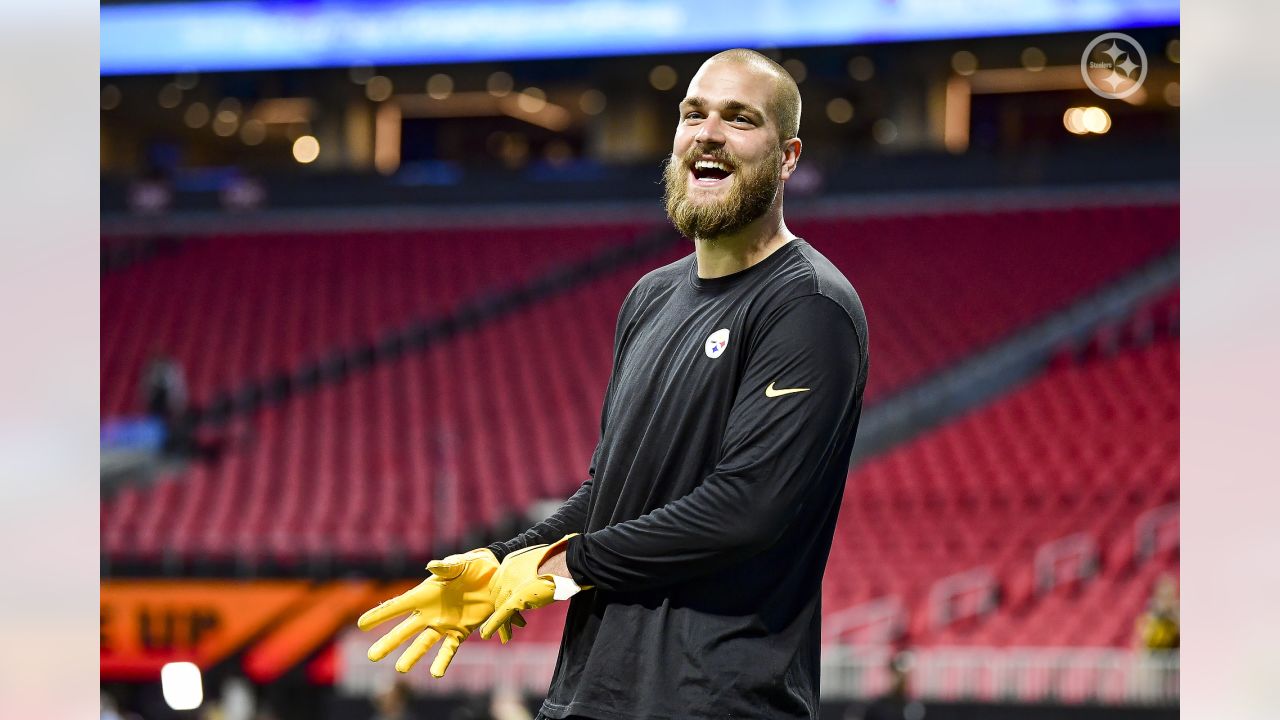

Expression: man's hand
xmin=479 ymin=534 xmax=588 ymax=640
xmin=357 ymin=548 xmax=525 ymax=678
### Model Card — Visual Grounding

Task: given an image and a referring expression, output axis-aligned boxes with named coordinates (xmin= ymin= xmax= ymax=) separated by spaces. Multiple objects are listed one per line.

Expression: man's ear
xmin=779 ymin=137 xmax=803 ymax=181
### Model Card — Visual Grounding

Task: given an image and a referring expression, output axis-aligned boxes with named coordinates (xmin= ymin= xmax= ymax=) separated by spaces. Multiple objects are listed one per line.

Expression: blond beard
xmin=663 ymin=146 xmax=782 ymax=241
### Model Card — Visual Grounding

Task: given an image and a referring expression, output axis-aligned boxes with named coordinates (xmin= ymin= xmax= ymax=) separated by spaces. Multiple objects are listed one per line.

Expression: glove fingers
xmin=367 ymin=613 xmax=426 ymax=662
xmin=426 ymin=556 xmax=466 ymax=581
xmin=429 ymin=634 xmax=463 ymax=678
xmin=395 ymin=627 xmax=444 ymax=673
xmin=359 ymin=584 xmax=429 ymax=630
xmin=497 ymin=611 xmax=526 ymax=644
xmin=479 ymin=605 xmax=517 ymax=640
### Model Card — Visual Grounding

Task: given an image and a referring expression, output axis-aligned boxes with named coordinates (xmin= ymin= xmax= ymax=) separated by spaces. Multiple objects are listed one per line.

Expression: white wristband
xmin=551 ymin=574 xmax=584 ymax=601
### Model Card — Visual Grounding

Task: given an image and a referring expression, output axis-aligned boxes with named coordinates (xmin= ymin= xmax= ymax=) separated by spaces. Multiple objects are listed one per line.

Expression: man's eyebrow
xmin=679 ymin=96 xmax=766 ymax=118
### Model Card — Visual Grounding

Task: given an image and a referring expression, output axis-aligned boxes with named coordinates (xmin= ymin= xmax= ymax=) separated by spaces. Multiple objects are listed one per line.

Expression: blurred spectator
xmin=489 ymin=686 xmax=531 ymax=720
xmin=853 ymin=653 xmax=925 ymax=720
xmin=221 ymin=676 xmax=256 ymax=720
xmin=101 ymin=691 xmax=124 ymax=720
xmin=141 ymin=350 xmax=191 ymax=456
xmin=1134 ymin=573 xmax=1180 ymax=650
xmin=143 ymin=351 xmax=187 ymax=419
xmin=371 ymin=680 xmax=419 ymax=720
xmin=1131 ymin=573 xmax=1179 ymax=700
xmin=448 ymin=696 xmax=492 ymax=720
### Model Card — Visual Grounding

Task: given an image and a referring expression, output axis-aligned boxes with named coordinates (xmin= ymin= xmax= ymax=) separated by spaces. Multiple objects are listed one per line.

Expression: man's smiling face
xmin=663 ymin=59 xmax=795 ymax=241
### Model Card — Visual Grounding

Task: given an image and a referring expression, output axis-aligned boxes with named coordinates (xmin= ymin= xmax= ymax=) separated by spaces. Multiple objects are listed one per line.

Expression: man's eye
xmin=734 ymin=115 xmax=753 ymax=124
xmin=684 ymin=112 xmax=703 ymax=120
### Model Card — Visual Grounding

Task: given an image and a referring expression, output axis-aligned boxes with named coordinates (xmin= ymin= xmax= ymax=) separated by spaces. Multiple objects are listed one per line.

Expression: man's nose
xmin=693 ymin=115 xmax=726 ymax=145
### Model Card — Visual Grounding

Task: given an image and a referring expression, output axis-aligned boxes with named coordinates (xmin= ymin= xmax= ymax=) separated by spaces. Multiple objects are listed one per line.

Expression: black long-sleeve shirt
xmin=489 ymin=238 xmax=869 ymax=720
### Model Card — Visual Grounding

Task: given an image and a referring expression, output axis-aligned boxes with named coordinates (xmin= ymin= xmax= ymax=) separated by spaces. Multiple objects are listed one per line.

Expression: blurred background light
xmin=487 ymin=71 xmax=514 ymax=97
xmin=240 ymin=118 xmax=267 ymax=145
xmin=215 ymin=98 xmax=242 ymax=118
xmin=826 ymin=98 xmax=854 ymax=124
xmin=292 ymin=135 xmax=320 ymax=163
xmin=157 ymin=83 xmax=182 ymax=109
xmin=1082 ymin=106 xmax=1112 ymax=134
xmin=1064 ymin=106 xmax=1113 ymax=135
xmin=578 ymin=89 xmax=606 ymax=115
xmin=183 ymin=102 xmax=209 ymax=129
xmin=365 ymin=76 xmax=393 ymax=102
xmin=782 ymin=58 xmax=807 ymax=83
xmin=951 ymin=50 xmax=978 ymax=76
xmin=1021 ymin=46 xmax=1047 ymax=71
xmin=848 ymin=55 xmax=875 ymax=81
xmin=427 ymin=73 xmax=454 ymax=100
xmin=1063 ymin=107 xmax=1088 ymax=134
xmin=348 ymin=65 xmax=374 ymax=85
xmin=516 ymin=87 xmax=547 ymax=113
xmin=160 ymin=662 xmax=202 ymax=711
xmin=212 ymin=113 xmax=239 ymax=137
xmin=648 ymin=65 xmax=677 ymax=91
xmin=100 ymin=84 xmax=121 ymax=111
xmin=872 ymin=118 xmax=898 ymax=144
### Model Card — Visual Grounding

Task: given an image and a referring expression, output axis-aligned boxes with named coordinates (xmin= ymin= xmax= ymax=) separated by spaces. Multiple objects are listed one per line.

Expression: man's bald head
xmin=699 ymin=48 xmax=802 ymax=142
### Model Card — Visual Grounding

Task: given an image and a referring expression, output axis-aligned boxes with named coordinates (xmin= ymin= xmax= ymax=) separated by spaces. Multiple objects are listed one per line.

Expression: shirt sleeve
xmin=567 ymin=293 xmax=864 ymax=591
xmin=487 ymin=478 xmax=592 ymax=561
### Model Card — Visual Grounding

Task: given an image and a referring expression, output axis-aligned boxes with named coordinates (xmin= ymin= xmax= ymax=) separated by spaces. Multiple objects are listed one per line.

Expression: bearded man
xmin=359 ymin=48 xmax=869 ymax=720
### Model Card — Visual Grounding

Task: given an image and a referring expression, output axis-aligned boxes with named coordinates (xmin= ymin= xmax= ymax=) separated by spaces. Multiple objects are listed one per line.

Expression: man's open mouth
xmin=689 ymin=158 xmax=735 ymax=186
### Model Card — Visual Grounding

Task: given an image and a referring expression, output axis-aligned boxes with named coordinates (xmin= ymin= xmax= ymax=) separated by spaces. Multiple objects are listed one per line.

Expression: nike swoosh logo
xmin=765 ymin=381 xmax=810 ymax=398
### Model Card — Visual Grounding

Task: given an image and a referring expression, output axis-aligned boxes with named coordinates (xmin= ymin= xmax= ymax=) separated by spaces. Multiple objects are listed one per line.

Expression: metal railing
xmin=337 ymin=632 xmax=1178 ymax=706
xmin=822 ymin=646 xmax=1178 ymax=705
xmin=1034 ymin=532 xmax=1099 ymax=592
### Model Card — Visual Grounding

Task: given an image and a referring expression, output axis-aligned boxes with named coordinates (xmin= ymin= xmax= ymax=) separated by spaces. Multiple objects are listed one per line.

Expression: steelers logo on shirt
xmin=704 ymin=328 xmax=730 ymax=359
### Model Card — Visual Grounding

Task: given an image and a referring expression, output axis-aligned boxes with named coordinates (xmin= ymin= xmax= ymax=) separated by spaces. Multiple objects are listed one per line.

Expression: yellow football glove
xmin=357 ymin=548 xmax=525 ymax=677
xmin=479 ymin=534 xmax=590 ymax=640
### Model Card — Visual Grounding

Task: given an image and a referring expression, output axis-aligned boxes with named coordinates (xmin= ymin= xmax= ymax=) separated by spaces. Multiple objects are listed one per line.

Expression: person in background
xmin=100 ymin=691 xmax=124 ymax=720
xmin=856 ymin=653 xmax=924 ymax=720
xmin=371 ymin=680 xmax=420 ymax=720
xmin=1132 ymin=572 xmax=1179 ymax=701
xmin=1134 ymin=573 xmax=1180 ymax=650
xmin=141 ymin=349 xmax=190 ymax=456
xmin=490 ymin=685 xmax=533 ymax=720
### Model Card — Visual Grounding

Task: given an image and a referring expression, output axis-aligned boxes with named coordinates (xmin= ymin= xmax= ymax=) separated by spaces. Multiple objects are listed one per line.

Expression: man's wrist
xmin=538 ymin=540 xmax=584 ymax=600
xmin=538 ymin=546 xmax=572 ymax=578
